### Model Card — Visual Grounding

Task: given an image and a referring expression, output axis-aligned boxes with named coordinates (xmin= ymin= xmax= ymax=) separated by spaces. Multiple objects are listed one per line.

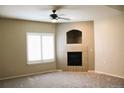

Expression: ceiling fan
xmin=49 ymin=9 xmax=70 ymax=22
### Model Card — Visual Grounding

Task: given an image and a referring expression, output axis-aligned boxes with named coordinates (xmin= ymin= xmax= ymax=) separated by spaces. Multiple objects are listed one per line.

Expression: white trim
xmin=95 ymin=70 xmax=124 ymax=79
xmin=0 ymin=69 xmax=57 ymax=81
xmin=27 ymin=60 xmax=43 ymax=65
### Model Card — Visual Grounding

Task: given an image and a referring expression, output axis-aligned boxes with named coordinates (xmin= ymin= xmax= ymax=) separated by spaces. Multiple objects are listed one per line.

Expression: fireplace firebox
xmin=67 ymin=52 xmax=82 ymax=66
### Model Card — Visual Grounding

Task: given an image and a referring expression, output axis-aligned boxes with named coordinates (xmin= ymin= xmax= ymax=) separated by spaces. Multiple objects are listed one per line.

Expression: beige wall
xmin=56 ymin=22 xmax=94 ymax=70
xmin=94 ymin=12 xmax=124 ymax=77
xmin=0 ymin=19 xmax=56 ymax=78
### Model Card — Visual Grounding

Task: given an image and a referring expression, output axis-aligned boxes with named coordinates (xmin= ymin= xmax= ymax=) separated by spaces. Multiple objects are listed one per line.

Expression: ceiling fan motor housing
xmin=50 ymin=10 xmax=58 ymax=19
xmin=50 ymin=14 xmax=58 ymax=19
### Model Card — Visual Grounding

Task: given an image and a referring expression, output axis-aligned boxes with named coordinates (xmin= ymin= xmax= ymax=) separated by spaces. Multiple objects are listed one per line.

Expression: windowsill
xmin=27 ymin=59 xmax=55 ymax=65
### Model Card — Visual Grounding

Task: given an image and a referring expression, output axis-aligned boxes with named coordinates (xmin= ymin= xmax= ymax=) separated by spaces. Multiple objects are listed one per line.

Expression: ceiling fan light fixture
xmin=51 ymin=19 xmax=58 ymax=23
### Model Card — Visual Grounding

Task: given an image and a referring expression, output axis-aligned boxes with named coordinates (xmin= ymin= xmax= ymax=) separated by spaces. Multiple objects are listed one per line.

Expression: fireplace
xmin=67 ymin=52 xmax=82 ymax=66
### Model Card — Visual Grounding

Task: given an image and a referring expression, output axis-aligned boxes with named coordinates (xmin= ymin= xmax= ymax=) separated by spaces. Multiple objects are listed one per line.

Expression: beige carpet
xmin=0 ymin=71 xmax=124 ymax=88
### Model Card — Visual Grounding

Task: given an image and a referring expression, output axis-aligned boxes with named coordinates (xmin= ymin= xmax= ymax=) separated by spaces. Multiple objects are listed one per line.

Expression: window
xmin=27 ymin=33 xmax=55 ymax=64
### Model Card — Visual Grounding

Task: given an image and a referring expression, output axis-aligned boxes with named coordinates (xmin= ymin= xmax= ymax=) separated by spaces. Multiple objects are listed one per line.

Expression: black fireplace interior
xmin=67 ymin=52 xmax=82 ymax=66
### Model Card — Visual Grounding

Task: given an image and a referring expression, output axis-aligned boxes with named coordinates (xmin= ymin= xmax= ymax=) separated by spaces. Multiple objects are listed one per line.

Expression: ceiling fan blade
xmin=58 ymin=17 xmax=70 ymax=20
xmin=58 ymin=14 xmax=65 ymax=16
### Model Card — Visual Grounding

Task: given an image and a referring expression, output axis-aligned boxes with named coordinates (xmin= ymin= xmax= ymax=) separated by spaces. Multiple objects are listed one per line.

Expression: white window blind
xmin=42 ymin=34 xmax=54 ymax=62
xmin=27 ymin=33 xmax=55 ymax=64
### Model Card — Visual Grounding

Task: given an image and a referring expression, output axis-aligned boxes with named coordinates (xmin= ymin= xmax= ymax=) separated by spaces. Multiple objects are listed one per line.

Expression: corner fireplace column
xmin=65 ymin=29 xmax=88 ymax=71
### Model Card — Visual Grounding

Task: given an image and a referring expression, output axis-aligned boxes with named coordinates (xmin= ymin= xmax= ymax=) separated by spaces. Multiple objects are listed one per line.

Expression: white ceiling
xmin=0 ymin=5 xmax=123 ymax=23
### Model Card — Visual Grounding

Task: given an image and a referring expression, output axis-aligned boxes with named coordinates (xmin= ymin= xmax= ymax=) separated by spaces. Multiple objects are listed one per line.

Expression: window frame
xmin=26 ymin=32 xmax=55 ymax=65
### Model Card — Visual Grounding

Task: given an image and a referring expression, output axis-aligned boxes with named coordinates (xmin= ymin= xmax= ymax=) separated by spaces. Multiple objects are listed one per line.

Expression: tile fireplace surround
xmin=56 ymin=21 xmax=94 ymax=72
xmin=64 ymin=29 xmax=88 ymax=71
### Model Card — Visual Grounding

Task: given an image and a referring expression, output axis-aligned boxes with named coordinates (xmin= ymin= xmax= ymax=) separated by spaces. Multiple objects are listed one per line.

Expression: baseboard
xmin=0 ymin=69 xmax=57 ymax=81
xmin=1 ymin=70 xmax=123 ymax=81
xmin=57 ymin=69 xmax=63 ymax=71
xmin=88 ymin=70 xmax=95 ymax=72
xmin=95 ymin=70 xmax=124 ymax=79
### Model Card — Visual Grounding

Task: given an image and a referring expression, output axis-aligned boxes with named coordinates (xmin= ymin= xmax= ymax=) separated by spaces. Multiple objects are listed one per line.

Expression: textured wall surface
xmin=94 ymin=12 xmax=124 ymax=78
xmin=0 ymin=19 xmax=56 ymax=78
